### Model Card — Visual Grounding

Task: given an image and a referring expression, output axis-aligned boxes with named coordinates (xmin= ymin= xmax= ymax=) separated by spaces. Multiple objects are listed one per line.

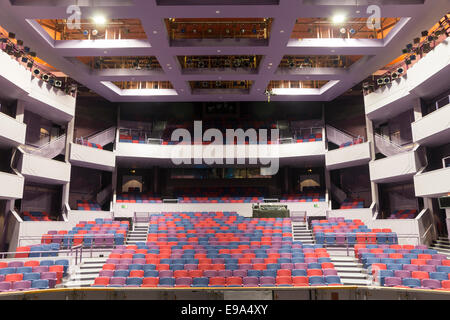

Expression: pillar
xmin=366 ymin=115 xmax=380 ymax=213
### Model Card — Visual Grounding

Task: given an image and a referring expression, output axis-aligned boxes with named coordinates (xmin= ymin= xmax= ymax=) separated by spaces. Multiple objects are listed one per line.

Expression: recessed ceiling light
xmin=280 ymin=30 xmax=284 ymax=33
xmin=93 ymin=15 xmax=107 ymax=25
xmin=217 ymin=49 xmax=221 ymax=53
xmin=153 ymin=31 xmax=158 ymax=34
xmin=167 ymin=64 xmax=171 ymax=66
xmin=168 ymin=66 xmax=172 ymax=69
xmin=269 ymin=62 xmax=273 ymax=66
xmin=356 ymin=10 xmax=361 ymax=14
xmin=104 ymin=50 xmax=108 ymax=54
xmin=216 ymin=10 xmax=220 ymax=14
xmin=331 ymin=49 xmax=336 ymax=53
xmin=332 ymin=14 xmax=346 ymax=24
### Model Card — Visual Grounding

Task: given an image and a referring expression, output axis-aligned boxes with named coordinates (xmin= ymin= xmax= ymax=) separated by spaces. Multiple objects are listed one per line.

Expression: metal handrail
xmin=0 ymin=246 xmax=83 ymax=265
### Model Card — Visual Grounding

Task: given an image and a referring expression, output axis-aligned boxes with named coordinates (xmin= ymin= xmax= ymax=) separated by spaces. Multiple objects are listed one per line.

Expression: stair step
xmin=340 ymin=278 xmax=372 ymax=286
xmin=335 ymin=266 xmax=365 ymax=273
xmin=64 ymin=280 xmax=94 ymax=287
xmin=337 ymin=272 xmax=367 ymax=279
xmin=330 ymin=256 xmax=359 ymax=262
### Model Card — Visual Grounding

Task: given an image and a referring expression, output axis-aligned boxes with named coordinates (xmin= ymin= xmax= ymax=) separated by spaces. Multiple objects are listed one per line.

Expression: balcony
xmin=325 ymin=142 xmax=371 ymax=171
xmin=0 ymin=171 xmax=24 ymax=200
xmin=414 ymin=167 xmax=450 ymax=198
xmin=0 ymin=112 xmax=26 ymax=147
xmin=364 ymin=36 xmax=450 ymax=121
xmin=0 ymin=50 xmax=75 ymax=122
xmin=18 ymin=152 xmax=71 ymax=184
xmin=69 ymin=143 xmax=116 ymax=172
xmin=369 ymin=149 xmax=424 ymax=184
xmin=412 ymin=103 xmax=450 ymax=147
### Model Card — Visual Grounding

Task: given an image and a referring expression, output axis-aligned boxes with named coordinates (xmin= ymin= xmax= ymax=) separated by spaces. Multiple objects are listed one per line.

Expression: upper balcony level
xmin=0 ymin=171 xmax=24 ymax=200
xmin=0 ymin=50 xmax=76 ymax=123
xmin=0 ymin=111 xmax=26 ymax=148
xmin=414 ymin=166 xmax=450 ymax=198
xmin=17 ymin=151 xmax=71 ymax=185
xmin=326 ymin=141 xmax=371 ymax=171
xmin=69 ymin=142 xmax=115 ymax=172
xmin=364 ymin=35 xmax=450 ymax=121
xmin=412 ymin=101 xmax=450 ymax=147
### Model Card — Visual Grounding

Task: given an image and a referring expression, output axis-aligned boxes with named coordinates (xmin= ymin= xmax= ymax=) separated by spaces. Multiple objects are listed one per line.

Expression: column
xmin=366 ymin=115 xmax=380 ymax=213
xmin=15 ymin=100 xmax=25 ymax=123
xmin=61 ymin=118 xmax=74 ymax=213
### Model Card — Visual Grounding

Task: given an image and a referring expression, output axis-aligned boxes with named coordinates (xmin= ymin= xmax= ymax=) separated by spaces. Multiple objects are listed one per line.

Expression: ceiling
xmin=0 ymin=0 xmax=448 ymax=103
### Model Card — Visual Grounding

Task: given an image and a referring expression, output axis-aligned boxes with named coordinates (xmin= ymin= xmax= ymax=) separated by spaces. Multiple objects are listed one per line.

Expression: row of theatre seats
xmin=388 ymin=209 xmax=418 ymax=219
xmin=22 ymin=211 xmax=52 ymax=222
xmin=280 ymin=193 xmax=326 ymax=202
xmin=340 ymin=199 xmax=364 ymax=209
xmin=312 ymin=218 xmax=398 ymax=245
xmin=339 ymin=137 xmax=364 ymax=148
xmin=92 ymin=211 xmax=342 ymax=288
xmin=77 ymin=140 xmax=103 ymax=149
xmin=0 ymin=259 xmax=69 ymax=292
xmin=39 ymin=219 xmax=130 ymax=248
xmin=76 ymin=200 xmax=102 ymax=211
xmin=355 ymin=244 xmax=450 ymax=290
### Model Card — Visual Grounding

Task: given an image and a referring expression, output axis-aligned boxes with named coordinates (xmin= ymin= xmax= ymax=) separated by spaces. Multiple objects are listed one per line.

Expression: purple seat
xmin=0 ymin=275 xmax=4 ymax=282
xmin=0 ymin=282 xmax=12 ymax=292
xmin=123 ymin=249 xmax=135 ymax=255
xmin=432 ymin=254 xmax=447 ymax=261
xmin=419 ymin=265 xmax=436 ymax=272
xmin=397 ymin=249 xmax=410 ymax=254
xmin=427 ymin=259 xmax=442 ymax=266
xmin=159 ymin=270 xmax=173 ymax=278
xmin=52 ymin=235 xmax=63 ymax=244
xmin=403 ymin=264 xmax=419 ymax=272
xmin=99 ymin=270 xmax=115 ymax=277
xmin=111 ymin=249 xmax=124 ymax=254
xmin=238 ymin=263 xmax=252 ymax=270
xmin=184 ymin=264 xmax=198 ymax=270
xmin=375 ymin=253 xmax=389 ymax=259
xmin=323 ymin=269 xmax=338 ymax=276
xmin=252 ymin=258 xmax=264 ymax=264
xmin=109 ymin=277 xmax=126 ymax=286
xmin=217 ymin=270 xmax=232 ymax=277
xmin=280 ymin=253 xmax=292 ymax=259
xmin=421 ymin=279 xmax=441 ymax=289
xmin=259 ymin=276 xmax=275 ymax=286
xmin=232 ymin=270 xmax=247 ymax=277
xmin=12 ymin=280 xmax=31 ymax=291
xmin=304 ymin=258 xmax=318 ymax=263
xmin=394 ymin=270 xmax=411 ymax=278
xmin=203 ymin=270 xmax=218 ymax=277
xmin=175 ymin=277 xmax=192 ymax=287
xmin=132 ymin=258 xmax=146 ymax=264
xmin=243 ymin=276 xmax=259 ymax=287
xmin=280 ymin=263 xmax=294 ymax=270
xmin=40 ymin=272 xmax=57 ymax=288
xmin=32 ymin=266 xmax=49 ymax=273
xmin=106 ymin=258 xmax=120 ymax=264
xmin=415 ymin=245 xmax=428 ymax=250
xmin=211 ymin=258 xmax=225 ymax=264
xmin=8 ymin=261 xmax=24 ymax=268
xmin=115 ymin=264 xmax=129 ymax=271
xmin=294 ymin=263 xmax=307 ymax=270
xmin=121 ymin=259 xmax=132 ymax=265
xmin=94 ymin=236 xmax=105 ymax=246
xmin=335 ymin=235 xmax=346 ymax=245
xmin=48 ymin=231 xmax=58 ymax=235
xmin=384 ymin=277 xmax=402 ymax=287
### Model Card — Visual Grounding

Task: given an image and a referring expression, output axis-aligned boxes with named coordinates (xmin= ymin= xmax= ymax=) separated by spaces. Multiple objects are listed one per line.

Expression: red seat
xmin=142 ymin=277 xmax=159 ymax=287
xmin=442 ymin=260 xmax=450 ymax=266
xmin=188 ymin=270 xmax=203 ymax=278
xmin=417 ymin=254 xmax=432 ymax=260
xmin=307 ymin=269 xmax=323 ymax=276
xmin=24 ymin=260 xmax=40 ymax=267
xmin=389 ymin=253 xmax=403 ymax=259
xmin=209 ymin=277 xmax=226 ymax=286
xmin=442 ymin=280 xmax=450 ymax=289
xmin=174 ymin=270 xmax=189 ymax=278
xmin=129 ymin=270 xmax=144 ymax=278
xmin=253 ymin=263 xmax=266 ymax=270
xmin=292 ymin=276 xmax=308 ymax=286
xmin=277 ymin=269 xmax=291 ymax=277
xmin=198 ymin=264 xmax=213 ymax=271
xmin=321 ymin=262 xmax=335 ymax=269
xmin=226 ymin=276 xmax=243 ymax=286
xmin=411 ymin=259 xmax=427 ymax=266
xmin=212 ymin=264 xmax=225 ymax=271
xmin=411 ymin=271 xmax=429 ymax=280
xmin=0 ymin=262 xmax=8 ymax=269
xmin=156 ymin=264 xmax=170 ymax=270
xmin=102 ymin=264 xmax=115 ymax=270
xmin=93 ymin=277 xmax=110 ymax=286
xmin=276 ymin=276 xmax=292 ymax=286
xmin=14 ymin=247 xmax=30 ymax=258
xmin=5 ymin=273 xmax=23 ymax=283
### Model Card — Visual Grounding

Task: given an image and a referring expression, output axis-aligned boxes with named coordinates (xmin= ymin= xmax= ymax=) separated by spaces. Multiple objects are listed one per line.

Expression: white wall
xmin=325 ymin=142 xmax=371 ymax=170
xmin=414 ymin=167 xmax=450 ymax=198
xmin=0 ymin=172 xmax=24 ymax=200
xmin=369 ymin=150 xmax=419 ymax=183
xmin=69 ymin=143 xmax=116 ymax=172
xmin=20 ymin=153 xmax=71 ymax=184
xmin=0 ymin=111 xmax=26 ymax=146
xmin=412 ymin=103 xmax=450 ymax=145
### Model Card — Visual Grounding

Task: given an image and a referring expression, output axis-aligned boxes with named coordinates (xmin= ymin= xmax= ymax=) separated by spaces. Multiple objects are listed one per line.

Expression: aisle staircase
xmin=430 ymin=236 xmax=450 ymax=257
xmin=62 ymin=223 xmax=149 ymax=288
xmin=292 ymin=220 xmax=371 ymax=286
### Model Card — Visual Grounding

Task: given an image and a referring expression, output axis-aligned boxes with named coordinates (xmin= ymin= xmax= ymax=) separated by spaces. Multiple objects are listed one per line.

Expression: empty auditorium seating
xmin=78 ymin=140 xmax=103 ymax=149
xmin=388 ymin=210 xmax=418 ymax=219
xmin=175 ymin=187 xmax=265 ymax=203
xmin=295 ymin=133 xmax=323 ymax=143
xmin=91 ymin=211 xmax=341 ymax=288
xmin=116 ymin=193 xmax=162 ymax=203
xmin=0 ymin=259 xmax=69 ymax=292
xmin=339 ymin=137 xmax=364 ymax=148
xmin=355 ymin=244 xmax=450 ymax=290
xmin=280 ymin=192 xmax=325 ymax=203
xmin=76 ymin=200 xmax=102 ymax=211
xmin=21 ymin=211 xmax=52 ymax=222
xmin=312 ymin=218 xmax=398 ymax=246
xmin=40 ymin=219 xmax=129 ymax=248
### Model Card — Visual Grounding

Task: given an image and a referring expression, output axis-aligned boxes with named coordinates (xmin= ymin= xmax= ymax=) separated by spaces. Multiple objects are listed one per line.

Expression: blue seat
xmin=40 ymin=260 xmax=54 ymax=266
xmin=159 ymin=277 xmax=175 ymax=287
xmin=126 ymin=277 xmax=143 ymax=286
xmin=325 ymin=276 xmax=341 ymax=285
xmin=436 ymin=266 xmax=450 ymax=273
xmin=292 ymin=258 xmax=305 ymax=263
xmin=307 ymin=263 xmax=321 ymax=269
xmin=143 ymin=264 xmax=157 ymax=271
xmin=247 ymin=270 xmax=261 ymax=277
xmin=133 ymin=254 xmax=146 ymax=259
xmin=318 ymin=257 xmax=331 ymax=263
xmin=386 ymin=263 xmax=403 ymax=271
xmin=395 ymin=258 xmax=411 ymax=265
xmin=262 ymin=270 xmax=277 ymax=277
xmin=309 ymin=276 xmax=325 ymax=286
xmin=225 ymin=264 xmax=238 ymax=270
xmin=170 ymin=264 xmax=184 ymax=271
xmin=0 ymin=267 xmax=15 ymax=275
xmin=144 ymin=270 xmax=158 ymax=277
xmin=402 ymin=278 xmax=421 ymax=288
xmin=23 ymin=272 xmax=41 ymax=281
xmin=16 ymin=267 xmax=33 ymax=274
xmin=114 ymin=270 xmax=129 ymax=277
xmin=31 ymin=279 xmax=49 ymax=289
xmin=292 ymin=269 xmax=307 ymax=277
xmin=266 ymin=264 xmax=280 ymax=270
xmin=429 ymin=272 xmax=449 ymax=281
xmin=378 ymin=270 xmax=394 ymax=286
xmin=128 ymin=264 xmax=143 ymax=271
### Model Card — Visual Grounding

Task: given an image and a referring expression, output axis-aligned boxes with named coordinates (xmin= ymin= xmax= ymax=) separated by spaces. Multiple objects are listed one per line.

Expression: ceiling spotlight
xmin=54 ymin=80 xmax=62 ymax=88
xmin=83 ymin=30 xmax=89 ymax=36
xmin=349 ymin=28 xmax=356 ymax=35
xmin=225 ymin=29 xmax=230 ymax=34
xmin=192 ymin=29 xmax=197 ymax=33
xmin=49 ymin=78 xmax=55 ymax=85
xmin=402 ymin=48 xmax=408 ymax=54
xmin=406 ymin=43 xmax=413 ymax=50
xmin=21 ymin=57 xmax=28 ymax=63
xmin=340 ymin=27 xmax=346 ymax=34
xmin=241 ymin=28 xmax=246 ymax=33
xmin=332 ymin=14 xmax=346 ymax=24
xmin=215 ymin=81 xmax=222 ymax=87
xmin=377 ymin=78 xmax=384 ymax=85
xmin=427 ymin=35 xmax=434 ymax=42
xmin=413 ymin=37 xmax=421 ymax=44
xmin=410 ymin=54 xmax=416 ymax=61
xmin=27 ymin=61 xmax=34 ymax=69
xmin=383 ymin=77 xmax=391 ymax=84
xmin=397 ymin=67 xmax=404 ymax=74
xmin=405 ymin=59 xmax=412 ymax=65
xmin=91 ymin=29 xmax=99 ymax=36
xmin=8 ymin=32 xmax=15 ymax=39
xmin=391 ymin=72 xmax=398 ymax=79
xmin=362 ymin=82 xmax=370 ymax=89
xmin=33 ymin=69 xmax=40 ymax=76
xmin=17 ymin=40 xmax=23 ymax=46
xmin=24 ymin=46 xmax=30 ymax=53
xmin=421 ymin=30 xmax=428 ymax=37
xmin=93 ymin=15 xmax=107 ymax=25
xmin=42 ymin=74 xmax=50 ymax=82
xmin=29 ymin=52 xmax=36 ymax=57
xmin=207 ymin=28 xmax=213 ymax=33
